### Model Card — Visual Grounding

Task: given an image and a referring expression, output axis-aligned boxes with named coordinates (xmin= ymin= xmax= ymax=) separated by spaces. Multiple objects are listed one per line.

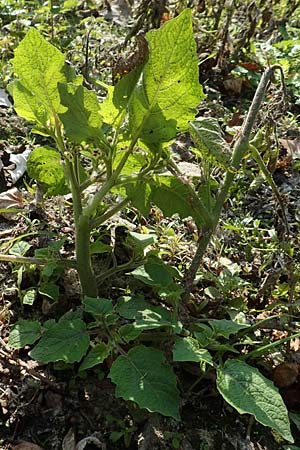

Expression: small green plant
xmin=5 ymin=9 xmax=296 ymax=445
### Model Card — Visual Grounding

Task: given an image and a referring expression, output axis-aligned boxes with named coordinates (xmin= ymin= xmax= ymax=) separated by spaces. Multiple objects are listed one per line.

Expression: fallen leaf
xmin=0 ymin=187 xmax=23 ymax=219
xmin=273 ymin=362 xmax=299 ymax=388
xmin=13 ymin=442 xmax=44 ymax=450
xmin=279 ymin=137 xmax=300 ymax=159
xmin=62 ymin=428 xmax=76 ymax=450
xmin=223 ymin=78 xmax=243 ymax=95
xmin=0 ymin=88 xmax=12 ymax=107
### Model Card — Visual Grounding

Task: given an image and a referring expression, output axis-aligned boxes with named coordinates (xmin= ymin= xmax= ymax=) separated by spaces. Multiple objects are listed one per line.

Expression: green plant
xmin=5 ymin=9 xmax=297 ymax=445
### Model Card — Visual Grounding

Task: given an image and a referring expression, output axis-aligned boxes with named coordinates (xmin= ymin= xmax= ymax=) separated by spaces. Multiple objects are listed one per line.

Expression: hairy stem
xmin=183 ymin=65 xmax=283 ymax=302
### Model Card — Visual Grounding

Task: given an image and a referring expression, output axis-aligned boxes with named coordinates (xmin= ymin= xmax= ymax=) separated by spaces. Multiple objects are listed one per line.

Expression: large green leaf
xmin=58 ymin=83 xmax=103 ymax=143
xmin=150 ymin=176 xmax=206 ymax=226
xmin=217 ymin=360 xmax=294 ymax=443
xmin=13 ymin=28 xmax=66 ymax=125
xmin=109 ymin=345 xmax=180 ymax=419
xmin=27 ymin=147 xmax=67 ymax=195
xmin=8 ymin=320 xmax=41 ymax=349
xmin=129 ymin=9 xmax=204 ymax=144
xmin=29 ymin=319 xmax=90 ymax=363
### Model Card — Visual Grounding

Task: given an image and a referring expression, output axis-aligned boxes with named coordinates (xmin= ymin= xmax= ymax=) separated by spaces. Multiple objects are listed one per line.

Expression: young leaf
xmin=8 ymin=319 xmax=41 ymax=349
xmin=129 ymin=9 xmax=205 ymax=144
xmin=29 ymin=319 xmax=90 ymax=363
xmin=22 ymin=288 xmax=37 ymax=306
xmin=13 ymin=28 xmax=66 ymax=124
xmin=9 ymin=241 xmax=31 ymax=256
xmin=190 ymin=118 xmax=232 ymax=170
xmin=58 ymin=83 xmax=103 ymax=143
xmin=173 ymin=337 xmax=213 ymax=365
xmin=79 ymin=342 xmax=110 ymax=371
xmin=101 ymin=68 xmax=142 ymax=127
xmin=109 ymin=345 xmax=180 ymax=419
xmin=217 ymin=360 xmax=294 ymax=443
xmin=27 ymin=147 xmax=67 ymax=195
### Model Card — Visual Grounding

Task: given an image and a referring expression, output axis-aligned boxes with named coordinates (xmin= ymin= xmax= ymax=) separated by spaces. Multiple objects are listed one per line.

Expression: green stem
xmin=183 ymin=65 xmax=284 ymax=303
xmin=90 ymin=198 xmax=129 ymax=229
xmin=76 ymin=214 xmax=98 ymax=297
xmin=54 ymin=117 xmax=97 ymax=298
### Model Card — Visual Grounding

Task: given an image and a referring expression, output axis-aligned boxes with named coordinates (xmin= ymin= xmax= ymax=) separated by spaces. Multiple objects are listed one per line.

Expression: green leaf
xmin=190 ymin=118 xmax=232 ymax=170
xmin=58 ymin=83 xmax=103 ymax=143
xmin=173 ymin=337 xmax=213 ymax=365
xmin=129 ymin=9 xmax=204 ymax=144
xmin=79 ymin=342 xmax=110 ymax=371
xmin=118 ymin=324 xmax=142 ymax=342
xmin=90 ymin=240 xmax=112 ymax=255
xmin=217 ymin=360 xmax=294 ymax=443
xmin=109 ymin=345 xmax=180 ymax=419
xmin=22 ymin=288 xmax=37 ymax=306
xmin=9 ymin=240 xmax=31 ymax=256
xmin=27 ymin=147 xmax=67 ymax=195
xmin=29 ymin=319 xmax=90 ymax=363
xmin=116 ymin=294 xmax=150 ymax=319
xmin=39 ymin=282 xmax=59 ymax=301
xmin=12 ymin=81 xmax=50 ymax=128
xmin=135 ymin=306 xmax=182 ymax=333
xmin=208 ymin=319 xmax=250 ymax=339
xmin=8 ymin=320 xmax=41 ymax=349
xmin=83 ymin=296 xmax=114 ymax=316
xmin=131 ymin=256 xmax=173 ymax=287
xmin=125 ymin=181 xmax=152 ymax=216
xmin=128 ymin=231 xmax=156 ymax=249
xmin=101 ymin=68 xmax=142 ymax=127
xmin=150 ymin=176 xmax=206 ymax=227
xmin=13 ymin=28 xmax=66 ymax=125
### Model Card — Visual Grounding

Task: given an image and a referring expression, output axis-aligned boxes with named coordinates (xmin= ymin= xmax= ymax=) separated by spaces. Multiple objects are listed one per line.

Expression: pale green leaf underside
xmin=129 ymin=9 xmax=204 ymax=144
xmin=109 ymin=345 xmax=180 ymax=419
xmin=190 ymin=118 xmax=232 ymax=169
xmin=13 ymin=28 xmax=66 ymax=120
xmin=217 ymin=360 xmax=293 ymax=443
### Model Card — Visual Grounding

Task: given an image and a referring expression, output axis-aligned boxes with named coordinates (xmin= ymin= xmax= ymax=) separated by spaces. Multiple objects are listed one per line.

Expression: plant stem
xmin=183 ymin=65 xmax=283 ymax=303
xmin=0 ymin=254 xmax=76 ymax=267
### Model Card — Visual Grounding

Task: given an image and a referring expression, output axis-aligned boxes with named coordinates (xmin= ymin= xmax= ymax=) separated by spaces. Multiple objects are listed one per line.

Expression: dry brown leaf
xmin=223 ymin=78 xmax=243 ymax=95
xmin=13 ymin=442 xmax=44 ymax=450
xmin=273 ymin=362 xmax=299 ymax=388
xmin=62 ymin=428 xmax=76 ymax=450
xmin=279 ymin=137 xmax=300 ymax=159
